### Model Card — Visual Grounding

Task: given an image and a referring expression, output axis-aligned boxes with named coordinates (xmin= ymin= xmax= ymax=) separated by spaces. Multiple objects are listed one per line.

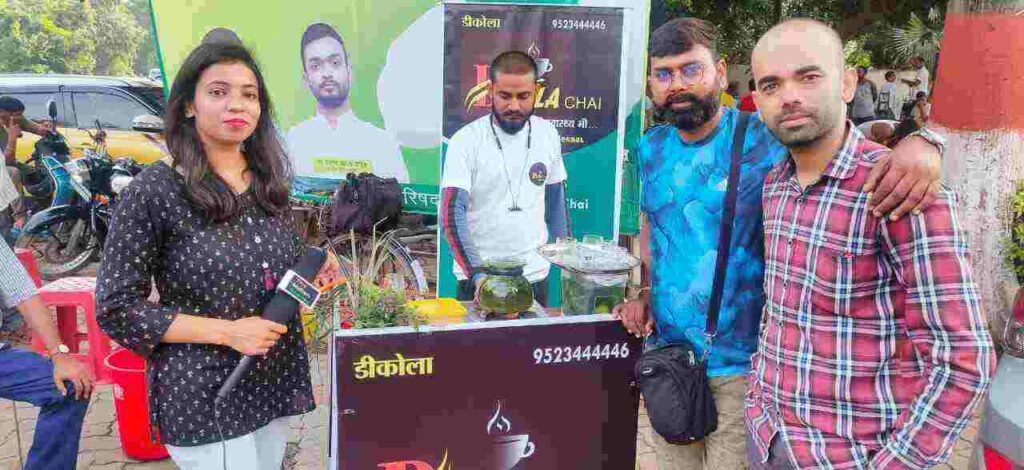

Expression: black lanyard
xmin=489 ymin=118 xmax=532 ymax=212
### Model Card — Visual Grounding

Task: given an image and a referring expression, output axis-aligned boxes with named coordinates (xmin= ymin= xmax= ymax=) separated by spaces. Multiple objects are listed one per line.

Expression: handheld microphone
xmin=215 ymin=246 xmax=327 ymax=404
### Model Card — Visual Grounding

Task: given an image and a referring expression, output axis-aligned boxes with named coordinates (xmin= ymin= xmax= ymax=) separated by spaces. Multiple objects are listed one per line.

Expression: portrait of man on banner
xmin=286 ymin=22 xmax=410 ymax=188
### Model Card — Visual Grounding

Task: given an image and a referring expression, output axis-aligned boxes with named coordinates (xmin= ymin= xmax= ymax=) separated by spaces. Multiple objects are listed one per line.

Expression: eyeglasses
xmin=651 ymin=63 xmax=705 ymax=86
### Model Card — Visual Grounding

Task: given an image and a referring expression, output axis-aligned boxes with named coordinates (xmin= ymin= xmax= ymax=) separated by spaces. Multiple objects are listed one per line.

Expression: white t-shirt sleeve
xmin=546 ymin=122 xmax=567 ymax=184
xmin=284 ymin=127 xmax=298 ymax=166
xmin=284 ymin=124 xmax=313 ymax=176
xmin=917 ymin=67 xmax=930 ymax=95
xmin=441 ymin=128 xmax=475 ymax=192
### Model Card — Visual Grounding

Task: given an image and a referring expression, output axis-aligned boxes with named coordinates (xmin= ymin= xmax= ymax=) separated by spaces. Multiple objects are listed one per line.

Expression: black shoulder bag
xmin=634 ymin=112 xmax=751 ymax=445
xmin=329 ymin=172 xmax=403 ymax=236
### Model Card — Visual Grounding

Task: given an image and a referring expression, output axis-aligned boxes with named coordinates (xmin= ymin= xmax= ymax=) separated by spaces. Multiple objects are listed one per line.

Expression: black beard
xmin=778 ymin=132 xmax=826 ymax=149
xmin=316 ymin=94 xmax=347 ymax=109
xmin=653 ymin=92 xmax=721 ymax=131
xmin=492 ymin=106 xmax=532 ymax=134
xmin=772 ymin=115 xmax=834 ymax=149
xmin=315 ymin=81 xmax=348 ymax=109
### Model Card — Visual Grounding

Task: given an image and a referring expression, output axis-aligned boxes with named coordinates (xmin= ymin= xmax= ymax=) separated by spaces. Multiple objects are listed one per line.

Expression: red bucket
xmin=104 ymin=348 xmax=169 ymax=460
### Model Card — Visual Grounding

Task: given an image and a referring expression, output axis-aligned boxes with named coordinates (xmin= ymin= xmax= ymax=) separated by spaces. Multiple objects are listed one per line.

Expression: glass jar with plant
xmin=304 ymin=227 xmax=426 ymax=351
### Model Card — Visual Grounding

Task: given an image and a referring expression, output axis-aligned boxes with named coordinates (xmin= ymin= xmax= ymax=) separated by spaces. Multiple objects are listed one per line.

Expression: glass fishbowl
xmin=477 ymin=258 xmax=534 ymax=316
xmin=538 ymin=236 xmax=641 ymax=315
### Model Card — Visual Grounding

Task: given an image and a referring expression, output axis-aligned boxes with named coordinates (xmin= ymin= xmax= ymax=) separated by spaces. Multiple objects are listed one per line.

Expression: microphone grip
xmin=216 ymin=356 xmax=254 ymax=404
xmin=260 ymin=294 xmax=298 ymax=325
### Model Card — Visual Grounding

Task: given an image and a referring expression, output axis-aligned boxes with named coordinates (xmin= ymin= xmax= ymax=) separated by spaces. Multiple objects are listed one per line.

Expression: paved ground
xmin=0 ymin=375 xmax=982 ymax=470
xmin=0 ymin=351 xmax=331 ymax=470
xmin=633 ymin=400 xmax=981 ymax=470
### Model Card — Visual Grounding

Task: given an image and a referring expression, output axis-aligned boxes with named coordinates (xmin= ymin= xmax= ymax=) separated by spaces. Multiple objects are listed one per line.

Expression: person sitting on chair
xmin=0 ymin=237 xmax=92 ymax=470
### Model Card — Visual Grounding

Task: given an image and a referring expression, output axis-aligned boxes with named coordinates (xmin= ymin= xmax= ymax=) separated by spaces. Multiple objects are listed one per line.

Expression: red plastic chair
xmin=14 ymin=248 xmax=42 ymax=288
xmin=30 ymin=277 xmax=113 ymax=384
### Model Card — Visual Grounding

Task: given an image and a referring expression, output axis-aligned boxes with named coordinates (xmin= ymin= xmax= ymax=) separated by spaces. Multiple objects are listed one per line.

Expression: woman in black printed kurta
xmin=96 ymin=42 xmax=337 ymax=469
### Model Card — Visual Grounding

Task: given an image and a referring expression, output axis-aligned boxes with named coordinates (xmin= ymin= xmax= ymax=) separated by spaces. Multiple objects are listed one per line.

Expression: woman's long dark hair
xmin=164 ymin=42 xmax=291 ymax=222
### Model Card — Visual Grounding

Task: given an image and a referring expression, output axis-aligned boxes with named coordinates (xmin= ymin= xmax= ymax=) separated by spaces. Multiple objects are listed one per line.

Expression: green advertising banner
xmin=150 ymin=0 xmax=446 ymax=214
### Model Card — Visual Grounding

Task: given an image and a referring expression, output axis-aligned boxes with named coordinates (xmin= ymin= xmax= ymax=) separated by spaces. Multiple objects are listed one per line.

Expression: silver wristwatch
xmin=910 ymin=127 xmax=947 ymax=156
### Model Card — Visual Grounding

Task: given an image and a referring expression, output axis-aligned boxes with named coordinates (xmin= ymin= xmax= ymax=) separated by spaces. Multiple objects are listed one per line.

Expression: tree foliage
xmin=0 ymin=0 xmax=154 ymax=76
xmin=881 ymin=8 xmax=943 ymax=67
xmin=655 ymin=0 xmax=948 ymax=67
xmin=124 ymin=0 xmax=158 ymax=75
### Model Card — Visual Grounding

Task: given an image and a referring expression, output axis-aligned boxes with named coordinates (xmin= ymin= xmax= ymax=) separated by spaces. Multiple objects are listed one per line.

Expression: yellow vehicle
xmin=0 ymin=74 xmax=167 ymax=164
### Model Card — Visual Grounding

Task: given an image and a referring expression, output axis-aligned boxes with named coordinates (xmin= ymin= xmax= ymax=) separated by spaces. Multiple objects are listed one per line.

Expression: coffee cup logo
xmin=535 ymin=58 xmax=554 ymax=76
xmin=527 ymin=42 xmax=554 ymax=81
xmin=486 ymin=400 xmax=536 ymax=469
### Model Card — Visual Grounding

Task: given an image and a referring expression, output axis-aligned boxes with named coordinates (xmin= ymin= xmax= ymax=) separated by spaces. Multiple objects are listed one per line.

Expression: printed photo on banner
xmin=149 ymin=0 xmax=444 ymax=212
xmin=286 ymin=22 xmax=410 ymax=186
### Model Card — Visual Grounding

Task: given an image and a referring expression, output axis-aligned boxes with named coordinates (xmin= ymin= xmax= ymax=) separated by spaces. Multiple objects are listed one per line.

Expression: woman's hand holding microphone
xmin=223 ymin=317 xmax=288 ymax=356
xmin=218 ymin=249 xmax=341 ymax=356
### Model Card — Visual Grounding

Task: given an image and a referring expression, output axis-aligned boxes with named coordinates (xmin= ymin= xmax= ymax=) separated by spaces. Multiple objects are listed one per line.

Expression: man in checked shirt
xmin=744 ymin=19 xmax=996 ymax=469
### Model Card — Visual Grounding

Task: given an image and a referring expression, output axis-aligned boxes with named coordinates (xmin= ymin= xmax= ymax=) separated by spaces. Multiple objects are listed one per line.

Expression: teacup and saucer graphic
xmin=486 ymin=400 xmax=536 ymax=469
xmin=527 ymin=42 xmax=554 ymax=83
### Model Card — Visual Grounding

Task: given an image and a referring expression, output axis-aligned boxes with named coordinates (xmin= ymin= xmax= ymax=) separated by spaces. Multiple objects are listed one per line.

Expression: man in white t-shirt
xmin=902 ymin=56 xmax=931 ymax=97
xmin=875 ymin=70 xmax=900 ymax=120
xmin=286 ymin=23 xmax=409 ymax=190
xmin=440 ymin=51 xmax=570 ymax=306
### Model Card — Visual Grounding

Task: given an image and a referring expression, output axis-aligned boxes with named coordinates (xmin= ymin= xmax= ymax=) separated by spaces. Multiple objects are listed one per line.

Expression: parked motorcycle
xmin=15 ymin=102 xmax=74 ymax=221
xmin=15 ymin=110 xmax=141 ymax=279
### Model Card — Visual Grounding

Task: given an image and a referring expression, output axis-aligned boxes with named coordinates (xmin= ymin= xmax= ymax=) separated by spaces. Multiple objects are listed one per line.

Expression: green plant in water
xmin=1004 ymin=183 xmax=1024 ymax=285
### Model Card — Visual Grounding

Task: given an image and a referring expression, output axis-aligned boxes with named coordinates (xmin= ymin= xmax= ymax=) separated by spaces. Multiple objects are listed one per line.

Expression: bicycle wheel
xmin=289 ymin=205 xmax=322 ymax=244
xmin=322 ymin=231 xmax=429 ymax=295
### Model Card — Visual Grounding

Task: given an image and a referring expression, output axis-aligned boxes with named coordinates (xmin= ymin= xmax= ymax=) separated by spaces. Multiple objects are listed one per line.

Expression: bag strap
xmin=704 ymin=111 xmax=751 ymax=340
